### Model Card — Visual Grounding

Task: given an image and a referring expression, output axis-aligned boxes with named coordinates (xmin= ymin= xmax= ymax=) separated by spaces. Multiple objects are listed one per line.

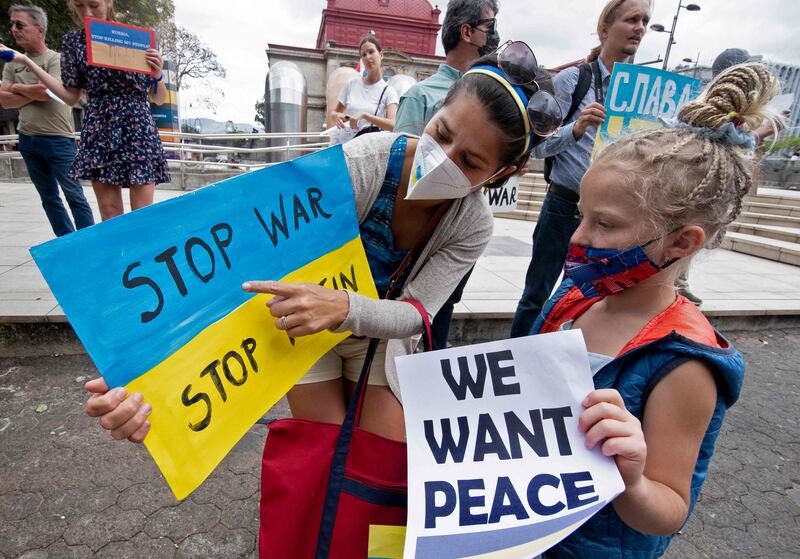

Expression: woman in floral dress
xmin=1 ymin=0 xmax=170 ymax=220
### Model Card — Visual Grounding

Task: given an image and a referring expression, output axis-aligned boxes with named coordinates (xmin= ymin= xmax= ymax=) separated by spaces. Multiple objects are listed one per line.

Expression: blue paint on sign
xmin=31 ymin=146 xmax=357 ymax=387
xmin=90 ymin=20 xmax=152 ymax=51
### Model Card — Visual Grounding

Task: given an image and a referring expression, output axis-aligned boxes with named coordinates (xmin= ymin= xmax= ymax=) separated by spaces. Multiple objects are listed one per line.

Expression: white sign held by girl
xmin=397 ymin=330 xmax=624 ymax=558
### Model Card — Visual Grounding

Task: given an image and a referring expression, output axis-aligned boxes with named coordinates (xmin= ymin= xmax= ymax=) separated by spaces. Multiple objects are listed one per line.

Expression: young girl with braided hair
xmin=533 ymin=63 xmax=780 ymax=558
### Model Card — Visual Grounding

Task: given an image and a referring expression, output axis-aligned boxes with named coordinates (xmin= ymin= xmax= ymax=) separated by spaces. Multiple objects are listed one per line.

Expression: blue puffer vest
xmin=533 ymin=279 xmax=745 ymax=559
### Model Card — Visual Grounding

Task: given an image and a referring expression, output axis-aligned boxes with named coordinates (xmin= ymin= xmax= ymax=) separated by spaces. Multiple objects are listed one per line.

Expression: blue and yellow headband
xmin=463 ymin=64 xmax=534 ymax=153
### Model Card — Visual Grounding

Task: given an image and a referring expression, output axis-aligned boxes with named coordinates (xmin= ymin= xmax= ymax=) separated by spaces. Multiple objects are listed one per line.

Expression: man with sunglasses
xmin=0 ymin=4 xmax=94 ymax=237
xmin=511 ymin=0 xmax=651 ymax=337
xmin=395 ymin=0 xmax=499 ymax=137
xmin=394 ymin=0 xmax=499 ymax=350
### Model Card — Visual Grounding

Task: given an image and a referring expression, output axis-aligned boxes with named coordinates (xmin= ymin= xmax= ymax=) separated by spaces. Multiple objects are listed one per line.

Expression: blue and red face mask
xmin=563 ymin=239 xmax=679 ymax=298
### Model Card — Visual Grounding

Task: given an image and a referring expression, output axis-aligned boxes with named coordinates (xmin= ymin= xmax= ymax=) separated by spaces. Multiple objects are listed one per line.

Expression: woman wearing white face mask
xmin=83 ymin=44 xmax=561 ymax=446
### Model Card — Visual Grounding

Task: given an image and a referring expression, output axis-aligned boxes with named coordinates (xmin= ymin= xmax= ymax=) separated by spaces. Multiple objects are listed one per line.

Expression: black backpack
xmin=543 ymin=61 xmax=595 ymax=184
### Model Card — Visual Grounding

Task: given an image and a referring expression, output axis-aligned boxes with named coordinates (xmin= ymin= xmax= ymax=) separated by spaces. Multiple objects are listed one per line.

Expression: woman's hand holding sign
xmin=85 ymin=378 xmax=151 ymax=444
xmin=145 ymin=49 xmax=164 ymax=77
xmin=579 ymin=389 xmax=646 ymax=489
xmin=145 ymin=49 xmax=167 ymax=105
xmin=242 ymin=281 xmax=350 ymax=337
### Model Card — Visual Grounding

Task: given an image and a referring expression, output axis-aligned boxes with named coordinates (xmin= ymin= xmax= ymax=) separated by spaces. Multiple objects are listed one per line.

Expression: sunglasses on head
xmin=493 ymin=40 xmax=562 ymax=137
xmin=495 ymin=40 xmax=542 ymax=87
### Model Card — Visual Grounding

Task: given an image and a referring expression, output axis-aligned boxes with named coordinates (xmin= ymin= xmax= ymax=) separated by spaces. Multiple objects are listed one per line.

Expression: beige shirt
xmin=2 ymin=49 xmax=74 ymax=136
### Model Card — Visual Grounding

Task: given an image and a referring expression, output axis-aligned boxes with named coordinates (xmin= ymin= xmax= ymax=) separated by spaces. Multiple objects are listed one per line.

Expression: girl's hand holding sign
xmin=579 ymin=389 xmax=646 ymax=489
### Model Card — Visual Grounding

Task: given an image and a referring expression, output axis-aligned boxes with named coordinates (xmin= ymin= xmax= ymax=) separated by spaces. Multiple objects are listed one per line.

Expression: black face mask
xmin=478 ymin=29 xmax=500 ymax=56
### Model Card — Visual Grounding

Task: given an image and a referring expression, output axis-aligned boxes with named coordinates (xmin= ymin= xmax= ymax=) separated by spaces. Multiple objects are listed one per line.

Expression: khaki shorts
xmin=297 ymin=336 xmax=388 ymax=386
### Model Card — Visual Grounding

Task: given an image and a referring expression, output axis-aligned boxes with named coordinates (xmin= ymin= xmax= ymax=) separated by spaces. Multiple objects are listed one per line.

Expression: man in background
xmin=511 ymin=0 xmax=651 ymax=336
xmin=394 ymin=0 xmax=499 ymax=136
xmin=395 ymin=0 xmax=499 ymax=349
xmin=0 ymin=4 xmax=93 ymax=236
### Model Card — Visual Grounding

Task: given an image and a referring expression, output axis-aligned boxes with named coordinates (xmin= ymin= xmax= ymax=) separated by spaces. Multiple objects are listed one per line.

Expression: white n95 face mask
xmin=405 ymin=133 xmax=504 ymax=200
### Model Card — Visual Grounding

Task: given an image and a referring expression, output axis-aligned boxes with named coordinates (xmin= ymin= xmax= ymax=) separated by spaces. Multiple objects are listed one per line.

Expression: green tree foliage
xmin=180 ymin=122 xmax=199 ymax=134
xmin=1 ymin=0 xmax=174 ymax=51
xmin=254 ymin=97 xmax=266 ymax=128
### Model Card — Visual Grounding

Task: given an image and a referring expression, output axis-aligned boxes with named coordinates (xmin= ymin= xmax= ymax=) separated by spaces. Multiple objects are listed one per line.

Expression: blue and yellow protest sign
xmin=397 ymin=330 xmax=624 ymax=558
xmin=31 ymin=145 xmax=377 ymax=499
xmin=85 ymin=17 xmax=156 ymax=75
xmin=593 ymin=63 xmax=701 ymax=158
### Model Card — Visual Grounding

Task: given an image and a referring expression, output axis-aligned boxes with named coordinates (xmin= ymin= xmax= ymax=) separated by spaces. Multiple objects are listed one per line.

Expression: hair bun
xmin=678 ymin=63 xmax=780 ymax=134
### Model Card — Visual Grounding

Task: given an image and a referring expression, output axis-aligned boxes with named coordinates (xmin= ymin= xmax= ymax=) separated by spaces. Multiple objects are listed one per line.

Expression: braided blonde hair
xmin=594 ymin=63 xmax=781 ymax=251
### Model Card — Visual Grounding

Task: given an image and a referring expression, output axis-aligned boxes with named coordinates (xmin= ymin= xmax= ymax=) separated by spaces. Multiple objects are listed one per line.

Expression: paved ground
xmin=664 ymin=328 xmax=800 ymax=559
xmin=1 ymin=329 xmax=798 ymax=558
xmin=3 ymin=181 xmax=800 ymax=323
xmin=0 ymin=350 xmax=281 ymax=559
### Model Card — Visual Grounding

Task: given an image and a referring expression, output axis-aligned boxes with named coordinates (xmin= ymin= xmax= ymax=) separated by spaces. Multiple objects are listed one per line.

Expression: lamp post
xmin=650 ymin=1 xmax=701 ymax=70
xmin=682 ymin=52 xmax=700 ymax=78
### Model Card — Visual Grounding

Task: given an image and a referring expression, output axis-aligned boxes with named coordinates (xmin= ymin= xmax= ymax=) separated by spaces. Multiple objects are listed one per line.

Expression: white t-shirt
xmin=338 ymin=77 xmax=399 ymax=131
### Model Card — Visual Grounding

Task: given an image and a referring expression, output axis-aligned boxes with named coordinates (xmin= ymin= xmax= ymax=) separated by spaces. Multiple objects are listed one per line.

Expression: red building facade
xmin=315 ymin=0 xmax=442 ymax=56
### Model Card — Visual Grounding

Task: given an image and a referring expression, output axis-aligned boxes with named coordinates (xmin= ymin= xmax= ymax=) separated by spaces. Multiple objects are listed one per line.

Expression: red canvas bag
xmin=259 ymin=296 xmax=431 ymax=558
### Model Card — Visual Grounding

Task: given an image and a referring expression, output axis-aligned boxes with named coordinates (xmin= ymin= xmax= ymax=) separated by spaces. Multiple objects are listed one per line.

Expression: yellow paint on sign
xmin=128 ymin=237 xmax=377 ymax=499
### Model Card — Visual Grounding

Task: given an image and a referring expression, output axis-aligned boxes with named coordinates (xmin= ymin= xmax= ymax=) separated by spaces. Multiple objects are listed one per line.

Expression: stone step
xmin=517 ymin=182 xmax=547 ymax=191
xmin=519 ymin=175 xmax=546 ymax=183
xmin=737 ymin=211 xmax=800 ymax=228
xmin=522 ymin=170 xmax=545 ymax=178
xmin=516 ymin=188 xmax=546 ymax=200
xmin=511 ymin=187 xmax=800 ymax=228
xmin=742 ymin=201 xmax=800 ymax=218
xmin=515 ymin=193 xmax=543 ymax=204
xmin=721 ymin=231 xmax=800 ymax=266
xmin=519 ymin=172 xmax=546 ymax=182
xmin=515 ymin=186 xmax=546 ymax=198
xmin=516 ymin=192 xmax=800 ymax=207
xmin=730 ymin=222 xmax=800 ymax=244
xmin=517 ymin=189 xmax=547 ymax=199
xmin=516 ymin=199 xmax=543 ymax=212
xmin=517 ymin=181 xmax=800 ymax=195
xmin=745 ymin=192 xmax=800 ymax=208
xmin=517 ymin=182 xmax=547 ymax=193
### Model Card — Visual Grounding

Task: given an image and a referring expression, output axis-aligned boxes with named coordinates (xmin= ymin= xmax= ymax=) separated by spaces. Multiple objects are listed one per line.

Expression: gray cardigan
xmin=335 ymin=132 xmax=494 ymax=400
